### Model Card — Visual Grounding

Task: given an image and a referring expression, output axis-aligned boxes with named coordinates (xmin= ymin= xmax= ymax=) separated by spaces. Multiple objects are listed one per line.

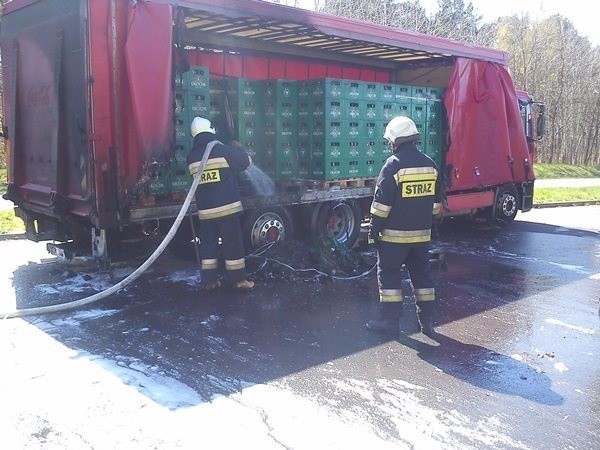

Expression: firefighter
xmin=187 ymin=116 xmax=255 ymax=291
xmin=366 ymin=116 xmax=442 ymax=335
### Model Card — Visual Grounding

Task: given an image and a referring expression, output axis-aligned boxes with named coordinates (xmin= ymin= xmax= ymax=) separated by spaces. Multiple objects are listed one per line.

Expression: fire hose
xmin=0 ymin=142 xmax=216 ymax=320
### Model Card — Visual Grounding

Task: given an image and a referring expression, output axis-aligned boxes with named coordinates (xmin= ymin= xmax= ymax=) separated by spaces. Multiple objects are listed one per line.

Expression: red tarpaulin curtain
xmin=124 ymin=1 xmax=173 ymax=157
xmin=444 ymin=58 xmax=531 ymax=190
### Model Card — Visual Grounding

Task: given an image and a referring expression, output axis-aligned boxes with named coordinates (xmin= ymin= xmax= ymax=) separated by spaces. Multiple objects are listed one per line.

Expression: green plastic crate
xmin=346 ymin=141 xmax=361 ymax=159
xmin=411 ymin=104 xmax=427 ymax=122
xmin=346 ymin=101 xmax=363 ymax=121
xmin=235 ymin=79 xmax=263 ymax=101
xmin=311 ymin=140 xmax=344 ymax=159
xmin=298 ymin=121 xmax=311 ymax=140
xmin=174 ymin=115 xmax=190 ymax=142
xmin=426 ymin=87 xmax=443 ymax=100
xmin=365 ymin=102 xmax=379 ymax=120
xmin=397 ymin=102 xmax=411 ymax=118
xmin=297 ymin=80 xmax=312 ymax=100
xmin=263 ymin=80 xmax=297 ymax=102
xmin=312 ymin=158 xmax=344 ymax=180
xmin=346 ymin=158 xmax=362 ymax=178
xmin=148 ymin=162 xmax=170 ymax=195
xmin=311 ymin=99 xmax=344 ymax=120
xmin=297 ymin=138 xmax=311 ymax=161
xmin=381 ymin=102 xmax=398 ymax=121
xmin=364 ymin=121 xmax=384 ymax=140
xmin=185 ymin=66 xmax=210 ymax=91
xmin=275 ymin=159 xmax=297 ymax=179
xmin=344 ymin=80 xmax=364 ymax=100
xmin=347 ymin=121 xmax=362 ymax=140
xmin=411 ymin=86 xmax=427 ymax=103
xmin=174 ymin=91 xmax=186 ymax=115
xmin=358 ymin=139 xmax=379 ymax=158
xmin=311 ymin=78 xmax=343 ymax=99
xmin=380 ymin=84 xmax=395 ymax=101
xmin=297 ymin=159 xmax=311 ymax=178
xmin=425 ymin=121 xmax=443 ymax=139
xmin=364 ymin=83 xmax=378 ymax=101
xmin=395 ymin=84 xmax=412 ymax=101
xmin=298 ymin=100 xmax=312 ymax=119
xmin=186 ymin=91 xmax=210 ymax=117
xmin=426 ymin=100 xmax=443 ymax=124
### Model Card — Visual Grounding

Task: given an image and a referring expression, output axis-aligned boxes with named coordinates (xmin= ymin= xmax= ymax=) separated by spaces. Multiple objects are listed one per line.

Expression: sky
xmin=291 ymin=0 xmax=599 ymax=45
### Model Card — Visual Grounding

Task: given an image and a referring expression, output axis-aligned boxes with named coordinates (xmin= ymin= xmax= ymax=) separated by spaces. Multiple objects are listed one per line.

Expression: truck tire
xmin=310 ymin=200 xmax=362 ymax=248
xmin=494 ymin=184 xmax=519 ymax=225
xmin=243 ymin=207 xmax=294 ymax=251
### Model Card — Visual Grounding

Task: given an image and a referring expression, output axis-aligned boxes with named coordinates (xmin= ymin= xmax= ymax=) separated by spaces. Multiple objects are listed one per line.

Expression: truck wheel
xmin=311 ymin=200 xmax=362 ymax=248
xmin=494 ymin=184 xmax=519 ymax=225
xmin=243 ymin=207 xmax=294 ymax=251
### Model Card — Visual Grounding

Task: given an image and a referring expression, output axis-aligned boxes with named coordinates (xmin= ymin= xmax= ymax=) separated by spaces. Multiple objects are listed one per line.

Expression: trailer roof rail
xmin=169 ymin=0 xmax=508 ymax=66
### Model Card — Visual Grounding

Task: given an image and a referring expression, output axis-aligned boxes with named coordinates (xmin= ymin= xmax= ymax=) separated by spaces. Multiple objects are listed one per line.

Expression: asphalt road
xmin=0 ymin=206 xmax=598 ymax=449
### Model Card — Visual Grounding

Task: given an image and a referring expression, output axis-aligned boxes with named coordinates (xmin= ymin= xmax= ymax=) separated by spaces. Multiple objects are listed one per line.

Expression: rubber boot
xmin=365 ymin=302 xmax=403 ymax=334
xmin=234 ymin=279 xmax=255 ymax=291
xmin=203 ymin=280 xmax=222 ymax=291
xmin=417 ymin=301 xmax=436 ymax=336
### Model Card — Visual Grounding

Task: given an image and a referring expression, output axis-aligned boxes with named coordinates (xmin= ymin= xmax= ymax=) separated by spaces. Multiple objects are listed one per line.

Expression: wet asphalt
xmin=0 ymin=206 xmax=598 ymax=449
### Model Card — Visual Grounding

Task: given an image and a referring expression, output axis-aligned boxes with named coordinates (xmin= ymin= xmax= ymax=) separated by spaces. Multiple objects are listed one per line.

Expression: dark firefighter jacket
xmin=187 ymin=132 xmax=251 ymax=221
xmin=370 ymin=142 xmax=442 ymax=244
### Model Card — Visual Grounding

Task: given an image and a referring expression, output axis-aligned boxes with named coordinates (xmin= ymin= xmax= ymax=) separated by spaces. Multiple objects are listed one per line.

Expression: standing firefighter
xmin=187 ymin=117 xmax=255 ymax=291
xmin=366 ymin=116 xmax=442 ymax=335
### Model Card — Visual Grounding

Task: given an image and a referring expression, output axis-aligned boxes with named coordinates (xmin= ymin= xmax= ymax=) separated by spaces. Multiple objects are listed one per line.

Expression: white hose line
xmin=1 ymin=144 xmax=213 ymax=320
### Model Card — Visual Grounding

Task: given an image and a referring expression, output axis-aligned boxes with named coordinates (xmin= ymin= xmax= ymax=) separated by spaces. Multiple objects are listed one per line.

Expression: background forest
xmin=270 ymin=0 xmax=600 ymax=166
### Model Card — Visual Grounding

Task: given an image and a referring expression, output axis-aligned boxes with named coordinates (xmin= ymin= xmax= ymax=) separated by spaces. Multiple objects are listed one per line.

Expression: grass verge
xmin=534 ymin=186 xmax=600 ymax=204
xmin=0 ymin=167 xmax=6 ymax=196
xmin=0 ymin=210 xmax=25 ymax=235
xmin=535 ymin=164 xmax=600 ymax=179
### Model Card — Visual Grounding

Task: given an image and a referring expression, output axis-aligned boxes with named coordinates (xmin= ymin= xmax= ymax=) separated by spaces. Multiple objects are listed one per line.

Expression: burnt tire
xmin=310 ymin=200 xmax=362 ymax=248
xmin=494 ymin=184 xmax=519 ymax=225
xmin=243 ymin=207 xmax=295 ymax=251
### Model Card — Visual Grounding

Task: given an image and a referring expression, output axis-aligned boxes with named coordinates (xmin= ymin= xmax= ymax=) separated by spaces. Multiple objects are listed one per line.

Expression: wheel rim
xmin=324 ymin=203 xmax=356 ymax=244
xmin=498 ymin=193 xmax=517 ymax=218
xmin=249 ymin=212 xmax=286 ymax=248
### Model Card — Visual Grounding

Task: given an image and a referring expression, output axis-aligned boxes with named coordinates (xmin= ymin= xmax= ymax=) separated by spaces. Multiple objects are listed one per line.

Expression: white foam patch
xmin=589 ymin=273 xmax=600 ymax=280
xmin=33 ymin=309 xmax=120 ymax=329
xmin=91 ymin=355 xmax=203 ymax=409
xmin=546 ymin=262 xmax=589 ymax=274
xmin=553 ymin=362 xmax=569 ymax=373
xmin=303 ymin=376 xmax=530 ymax=449
xmin=545 ymin=318 xmax=597 ymax=335
xmin=32 ymin=273 xmax=121 ymax=295
xmin=162 ymin=270 xmax=202 ymax=286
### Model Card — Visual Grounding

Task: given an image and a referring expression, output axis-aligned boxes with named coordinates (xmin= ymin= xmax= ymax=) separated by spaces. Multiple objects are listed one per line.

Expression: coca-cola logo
xmin=27 ymin=85 xmax=51 ymax=107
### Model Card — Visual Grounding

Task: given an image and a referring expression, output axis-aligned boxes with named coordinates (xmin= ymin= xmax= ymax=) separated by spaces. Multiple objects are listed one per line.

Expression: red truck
xmin=0 ymin=0 xmax=545 ymax=262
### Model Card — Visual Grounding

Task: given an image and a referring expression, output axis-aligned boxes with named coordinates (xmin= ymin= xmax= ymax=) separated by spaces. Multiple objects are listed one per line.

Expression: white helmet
xmin=383 ymin=116 xmax=420 ymax=144
xmin=191 ymin=116 xmax=215 ymax=137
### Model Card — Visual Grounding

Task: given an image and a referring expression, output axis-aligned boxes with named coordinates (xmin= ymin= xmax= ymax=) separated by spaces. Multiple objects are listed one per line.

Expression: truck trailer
xmin=0 ymin=0 xmax=545 ymax=261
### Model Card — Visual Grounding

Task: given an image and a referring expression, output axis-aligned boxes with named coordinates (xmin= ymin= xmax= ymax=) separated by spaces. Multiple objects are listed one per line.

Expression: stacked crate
xmin=167 ymin=66 xmax=211 ymax=194
xmin=423 ymin=87 xmax=444 ymax=169
xmin=262 ymin=80 xmax=298 ymax=179
xmin=306 ymin=78 xmax=373 ymax=180
xmin=209 ymin=77 xmax=264 ymax=162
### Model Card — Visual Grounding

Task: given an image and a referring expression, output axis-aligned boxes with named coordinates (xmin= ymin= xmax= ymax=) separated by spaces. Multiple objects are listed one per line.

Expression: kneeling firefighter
xmin=187 ymin=117 xmax=255 ymax=291
xmin=366 ymin=116 xmax=442 ymax=335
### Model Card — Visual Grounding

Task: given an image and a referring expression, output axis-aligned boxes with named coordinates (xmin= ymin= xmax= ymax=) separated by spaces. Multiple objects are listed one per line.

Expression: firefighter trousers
xmin=197 ymin=215 xmax=247 ymax=284
xmin=376 ymin=241 xmax=435 ymax=307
